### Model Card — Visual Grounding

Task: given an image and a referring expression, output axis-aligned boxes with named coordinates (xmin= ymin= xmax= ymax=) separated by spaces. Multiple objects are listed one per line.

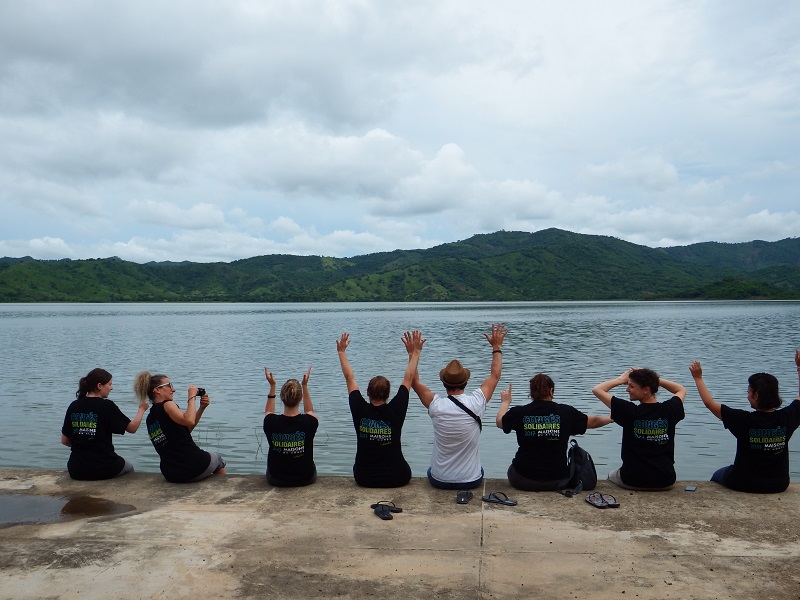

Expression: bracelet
xmin=492 ymin=349 xmax=502 ymax=354
xmin=267 ymin=394 xmax=276 ymax=399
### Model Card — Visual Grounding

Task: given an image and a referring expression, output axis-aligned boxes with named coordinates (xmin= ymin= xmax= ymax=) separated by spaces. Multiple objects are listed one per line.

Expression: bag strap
xmin=447 ymin=395 xmax=482 ymax=431
xmin=567 ymin=439 xmax=578 ymax=479
xmin=558 ymin=439 xmax=583 ymax=497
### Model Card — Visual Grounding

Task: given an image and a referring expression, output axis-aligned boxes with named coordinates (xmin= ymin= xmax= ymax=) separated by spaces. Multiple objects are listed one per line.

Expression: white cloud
xmin=125 ymin=200 xmax=227 ymax=230
xmin=0 ymin=1 xmax=799 ymax=262
xmin=586 ymin=155 xmax=679 ymax=192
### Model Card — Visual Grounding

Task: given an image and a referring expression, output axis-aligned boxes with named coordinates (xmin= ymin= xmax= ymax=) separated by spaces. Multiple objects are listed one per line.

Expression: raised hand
xmin=483 ymin=323 xmax=508 ymax=349
xmin=500 ymin=382 xmax=513 ymax=404
xmin=688 ymin=361 xmax=703 ymax=379
xmin=264 ymin=366 xmax=276 ymax=387
xmin=402 ymin=329 xmax=426 ymax=354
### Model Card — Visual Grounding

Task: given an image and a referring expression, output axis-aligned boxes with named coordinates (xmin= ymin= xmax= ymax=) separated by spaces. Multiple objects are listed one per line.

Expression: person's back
xmin=721 ymin=403 xmax=800 ymax=492
xmin=63 ymin=394 xmax=129 ymax=480
xmin=349 ymin=387 xmax=411 ymax=487
xmin=428 ymin=388 xmax=487 ymax=484
xmin=593 ymin=367 xmax=686 ymax=491
xmin=263 ymin=412 xmax=318 ymax=486
xmin=337 ymin=331 xmax=423 ymax=488
xmin=147 ymin=400 xmax=211 ymax=483
xmin=262 ymin=367 xmax=318 ymax=487
xmin=412 ymin=323 xmax=508 ymax=490
xmin=690 ymin=355 xmax=800 ymax=494
xmin=497 ymin=373 xmax=612 ymax=491
xmin=503 ymin=400 xmax=585 ymax=481
xmin=61 ymin=368 xmax=148 ymax=481
xmin=611 ymin=396 xmax=684 ymax=488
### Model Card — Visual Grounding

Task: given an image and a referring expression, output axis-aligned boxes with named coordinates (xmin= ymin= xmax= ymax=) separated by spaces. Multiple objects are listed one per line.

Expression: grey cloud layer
xmin=0 ymin=1 xmax=798 ymax=262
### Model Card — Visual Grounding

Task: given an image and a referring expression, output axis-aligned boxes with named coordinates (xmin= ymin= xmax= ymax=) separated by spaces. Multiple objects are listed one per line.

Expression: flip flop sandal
xmin=481 ymin=491 xmax=518 ymax=506
xmin=370 ymin=501 xmax=403 ymax=513
xmin=601 ymin=494 xmax=620 ymax=508
xmin=371 ymin=501 xmax=402 ymax=520
xmin=585 ymin=492 xmax=609 ymax=509
xmin=456 ymin=490 xmax=473 ymax=504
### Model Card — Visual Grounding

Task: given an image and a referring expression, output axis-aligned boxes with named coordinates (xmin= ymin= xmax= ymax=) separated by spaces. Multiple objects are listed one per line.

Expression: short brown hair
xmin=629 ymin=368 xmax=659 ymax=395
xmin=529 ymin=373 xmax=554 ymax=401
xmin=367 ymin=376 xmax=390 ymax=401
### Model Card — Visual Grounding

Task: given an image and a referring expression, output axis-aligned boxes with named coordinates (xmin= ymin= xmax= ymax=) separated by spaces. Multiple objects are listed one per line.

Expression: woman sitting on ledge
xmin=263 ymin=366 xmax=318 ymax=487
xmin=689 ymin=351 xmax=800 ymax=493
xmin=336 ymin=330 xmax=425 ymax=488
xmin=61 ymin=368 xmax=149 ymax=480
xmin=592 ymin=368 xmax=686 ymax=491
xmin=495 ymin=374 xmax=612 ymax=491
xmin=135 ymin=371 xmax=226 ymax=483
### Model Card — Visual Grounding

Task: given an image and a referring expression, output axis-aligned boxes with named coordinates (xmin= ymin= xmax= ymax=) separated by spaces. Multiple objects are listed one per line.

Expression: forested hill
xmin=1 ymin=229 xmax=799 ymax=302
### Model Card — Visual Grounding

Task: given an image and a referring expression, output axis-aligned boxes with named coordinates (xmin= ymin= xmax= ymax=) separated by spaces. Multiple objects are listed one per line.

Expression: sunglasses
xmin=154 ymin=382 xmax=175 ymax=391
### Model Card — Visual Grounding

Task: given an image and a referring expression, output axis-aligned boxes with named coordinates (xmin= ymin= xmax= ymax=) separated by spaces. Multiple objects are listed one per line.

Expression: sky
xmin=1 ymin=1 xmax=799 ymax=263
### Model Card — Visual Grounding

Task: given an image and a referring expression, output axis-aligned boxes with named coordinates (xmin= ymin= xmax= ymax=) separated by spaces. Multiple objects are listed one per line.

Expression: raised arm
xmin=689 ymin=360 xmax=722 ymax=419
xmin=125 ymin=400 xmax=150 ymax=433
xmin=185 ymin=386 xmax=199 ymax=428
xmin=795 ymin=350 xmax=800 ymax=397
xmin=336 ymin=333 xmax=359 ymax=393
xmin=480 ymin=323 xmax=508 ymax=402
xmin=495 ymin=382 xmax=512 ymax=428
xmin=400 ymin=330 xmax=426 ymax=390
xmin=264 ymin=367 xmax=277 ymax=415
xmin=592 ymin=369 xmax=631 ymax=409
xmin=302 ymin=366 xmax=316 ymax=419
xmin=587 ymin=414 xmax=614 ymax=428
xmin=163 ymin=387 xmax=200 ymax=431
xmin=659 ymin=377 xmax=686 ymax=402
xmin=195 ymin=391 xmax=211 ymax=427
xmin=411 ymin=371 xmax=435 ymax=409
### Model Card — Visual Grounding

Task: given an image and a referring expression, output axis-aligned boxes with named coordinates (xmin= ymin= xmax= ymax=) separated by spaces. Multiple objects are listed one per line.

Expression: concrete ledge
xmin=2 ymin=469 xmax=799 ymax=599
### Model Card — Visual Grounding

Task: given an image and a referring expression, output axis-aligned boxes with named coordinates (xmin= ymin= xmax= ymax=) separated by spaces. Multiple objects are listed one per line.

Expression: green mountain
xmin=1 ymin=229 xmax=798 ymax=301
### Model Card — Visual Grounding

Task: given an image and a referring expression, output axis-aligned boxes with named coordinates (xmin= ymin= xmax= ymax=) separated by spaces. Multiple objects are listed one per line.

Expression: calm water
xmin=2 ymin=301 xmax=799 ymax=481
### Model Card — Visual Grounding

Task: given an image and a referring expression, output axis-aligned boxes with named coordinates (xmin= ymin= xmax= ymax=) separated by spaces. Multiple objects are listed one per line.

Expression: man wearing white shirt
xmin=412 ymin=323 xmax=508 ymax=489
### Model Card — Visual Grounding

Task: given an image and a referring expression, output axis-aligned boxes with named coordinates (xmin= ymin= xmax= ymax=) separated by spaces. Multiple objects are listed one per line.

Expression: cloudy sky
xmin=1 ymin=1 xmax=798 ymax=263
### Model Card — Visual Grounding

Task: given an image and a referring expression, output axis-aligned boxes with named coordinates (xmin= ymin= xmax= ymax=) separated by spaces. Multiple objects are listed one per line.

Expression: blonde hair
xmin=280 ymin=379 xmax=303 ymax=408
xmin=134 ymin=371 xmax=168 ymax=403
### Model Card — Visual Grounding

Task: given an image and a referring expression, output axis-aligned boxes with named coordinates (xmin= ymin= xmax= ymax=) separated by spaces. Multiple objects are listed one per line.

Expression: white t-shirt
xmin=428 ymin=389 xmax=487 ymax=483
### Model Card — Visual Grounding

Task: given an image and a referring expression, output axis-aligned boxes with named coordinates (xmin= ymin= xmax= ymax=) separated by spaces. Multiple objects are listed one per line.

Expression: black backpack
xmin=561 ymin=439 xmax=598 ymax=496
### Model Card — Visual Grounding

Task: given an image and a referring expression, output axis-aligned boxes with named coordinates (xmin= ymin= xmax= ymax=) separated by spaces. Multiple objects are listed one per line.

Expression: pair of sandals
xmin=456 ymin=491 xmax=517 ymax=506
xmin=371 ymin=501 xmax=403 ymax=520
xmin=372 ymin=490 xmax=518 ymax=518
xmin=585 ymin=492 xmax=620 ymax=508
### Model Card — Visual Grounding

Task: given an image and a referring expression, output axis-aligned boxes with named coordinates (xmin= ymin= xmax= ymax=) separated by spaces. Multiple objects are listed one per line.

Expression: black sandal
xmin=371 ymin=501 xmax=402 ymax=519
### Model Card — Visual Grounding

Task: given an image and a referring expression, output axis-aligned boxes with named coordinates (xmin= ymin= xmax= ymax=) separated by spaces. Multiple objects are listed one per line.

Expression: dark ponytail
xmin=77 ymin=368 xmax=112 ymax=399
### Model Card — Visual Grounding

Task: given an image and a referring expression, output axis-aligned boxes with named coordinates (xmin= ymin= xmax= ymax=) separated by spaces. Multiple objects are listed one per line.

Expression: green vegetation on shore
xmin=1 ymin=229 xmax=799 ymax=302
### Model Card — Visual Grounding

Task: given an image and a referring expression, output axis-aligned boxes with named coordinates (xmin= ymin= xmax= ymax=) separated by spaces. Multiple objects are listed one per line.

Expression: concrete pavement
xmin=1 ymin=469 xmax=799 ymax=599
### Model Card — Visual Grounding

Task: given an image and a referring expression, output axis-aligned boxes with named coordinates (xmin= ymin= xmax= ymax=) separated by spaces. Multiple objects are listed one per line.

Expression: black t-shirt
xmin=348 ymin=386 xmax=412 ymax=487
xmin=146 ymin=401 xmax=211 ymax=483
xmin=501 ymin=400 xmax=589 ymax=481
xmin=611 ymin=395 xmax=685 ymax=488
xmin=263 ymin=413 xmax=318 ymax=486
xmin=61 ymin=395 xmax=131 ymax=480
xmin=720 ymin=400 xmax=800 ymax=493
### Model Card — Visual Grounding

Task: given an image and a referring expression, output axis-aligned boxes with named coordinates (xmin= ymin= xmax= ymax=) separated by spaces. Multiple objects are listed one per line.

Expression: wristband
xmin=492 ymin=349 xmax=502 ymax=354
xmin=267 ymin=394 xmax=276 ymax=399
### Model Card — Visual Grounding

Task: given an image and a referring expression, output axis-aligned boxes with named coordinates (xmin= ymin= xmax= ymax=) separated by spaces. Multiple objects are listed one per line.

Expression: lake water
xmin=2 ymin=301 xmax=799 ymax=481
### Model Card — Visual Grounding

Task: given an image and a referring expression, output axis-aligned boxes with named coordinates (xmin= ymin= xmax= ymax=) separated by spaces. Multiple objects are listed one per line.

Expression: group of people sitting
xmin=61 ymin=324 xmax=800 ymax=495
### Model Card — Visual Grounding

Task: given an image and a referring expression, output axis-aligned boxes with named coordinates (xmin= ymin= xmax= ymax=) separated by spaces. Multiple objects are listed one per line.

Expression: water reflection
xmin=0 ymin=493 xmax=135 ymax=527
